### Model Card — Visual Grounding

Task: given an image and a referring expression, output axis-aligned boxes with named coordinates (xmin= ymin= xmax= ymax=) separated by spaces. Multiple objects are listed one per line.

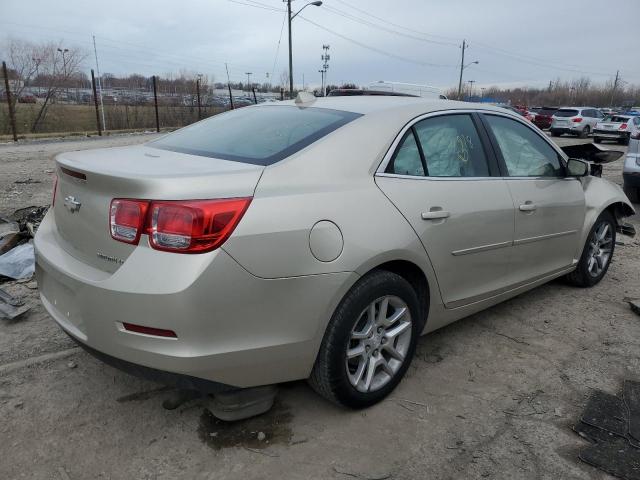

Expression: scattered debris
xmin=332 ymin=466 xmax=391 ymax=480
xmin=11 ymin=205 xmax=48 ymax=236
xmin=57 ymin=466 xmax=72 ymax=480
xmin=0 ymin=286 xmax=30 ymax=320
xmin=243 ymin=447 xmax=279 ymax=457
xmin=14 ymin=178 xmax=41 ymax=185
xmin=257 ymin=431 xmax=266 ymax=441
xmin=25 ymin=281 xmax=38 ymax=290
xmin=0 ymin=217 xmax=23 ymax=255
xmin=629 ymin=300 xmax=640 ymax=316
xmin=0 ymin=243 xmax=35 ymax=280
xmin=67 ymin=361 xmax=77 ymax=369
xmin=574 ymin=381 xmax=640 ymax=479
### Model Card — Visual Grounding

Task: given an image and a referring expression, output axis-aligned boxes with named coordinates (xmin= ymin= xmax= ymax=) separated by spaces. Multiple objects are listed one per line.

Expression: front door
xmin=481 ymin=113 xmax=585 ymax=284
xmin=376 ymin=113 xmax=515 ymax=308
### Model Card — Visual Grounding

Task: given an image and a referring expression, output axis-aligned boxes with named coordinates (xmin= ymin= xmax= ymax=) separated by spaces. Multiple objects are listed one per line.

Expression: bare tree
xmin=1 ymin=38 xmax=42 ymax=109
xmin=29 ymin=42 xmax=87 ymax=132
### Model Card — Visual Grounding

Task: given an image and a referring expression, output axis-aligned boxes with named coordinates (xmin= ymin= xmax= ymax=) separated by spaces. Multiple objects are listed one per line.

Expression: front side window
xmin=412 ymin=114 xmax=490 ymax=177
xmin=484 ymin=115 xmax=564 ymax=177
xmin=150 ymin=106 xmax=361 ymax=166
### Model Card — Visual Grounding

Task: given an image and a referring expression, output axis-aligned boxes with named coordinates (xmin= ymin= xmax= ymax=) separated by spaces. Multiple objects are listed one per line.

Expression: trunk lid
xmin=53 ymin=144 xmax=263 ymax=273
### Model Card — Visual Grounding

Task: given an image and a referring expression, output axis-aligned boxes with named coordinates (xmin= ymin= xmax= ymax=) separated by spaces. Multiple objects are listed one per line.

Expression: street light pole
xmin=245 ymin=72 xmax=252 ymax=92
xmin=287 ymin=0 xmax=323 ymax=100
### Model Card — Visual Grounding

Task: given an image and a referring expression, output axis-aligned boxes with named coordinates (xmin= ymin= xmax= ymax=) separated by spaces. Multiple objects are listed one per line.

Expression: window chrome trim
xmin=375 ymin=108 xmax=568 ymax=178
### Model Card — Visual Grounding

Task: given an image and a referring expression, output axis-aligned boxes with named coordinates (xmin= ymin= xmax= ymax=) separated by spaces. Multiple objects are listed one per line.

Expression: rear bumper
xmin=550 ymin=126 xmax=582 ymax=134
xmin=593 ymin=130 xmax=629 ymax=140
xmin=533 ymin=119 xmax=551 ymax=129
xmin=35 ymin=211 xmax=355 ymax=389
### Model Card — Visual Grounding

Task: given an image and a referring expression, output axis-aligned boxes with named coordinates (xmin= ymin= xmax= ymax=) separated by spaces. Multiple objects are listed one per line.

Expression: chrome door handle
xmin=421 ymin=210 xmax=450 ymax=220
xmin=519 ymin=203 xmax=537 ymax=212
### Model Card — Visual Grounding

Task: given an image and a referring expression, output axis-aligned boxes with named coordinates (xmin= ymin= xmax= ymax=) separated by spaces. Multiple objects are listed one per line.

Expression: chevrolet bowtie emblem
xmin=63 ymin=195 xmax=81 ymax=213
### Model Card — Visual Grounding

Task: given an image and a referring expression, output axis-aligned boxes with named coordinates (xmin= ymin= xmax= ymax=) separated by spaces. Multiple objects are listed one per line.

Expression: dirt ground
xmin=0 ymin=132 xmax=639 ymax=480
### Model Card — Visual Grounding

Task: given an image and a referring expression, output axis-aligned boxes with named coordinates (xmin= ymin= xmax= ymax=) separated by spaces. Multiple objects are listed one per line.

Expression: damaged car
xmin=34 ymin=96 xmax=636 ymax=409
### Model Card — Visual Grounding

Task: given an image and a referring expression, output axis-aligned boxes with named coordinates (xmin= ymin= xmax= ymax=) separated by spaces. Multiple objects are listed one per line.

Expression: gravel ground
xmin=0 ymin=133 xmax=638 ymax=480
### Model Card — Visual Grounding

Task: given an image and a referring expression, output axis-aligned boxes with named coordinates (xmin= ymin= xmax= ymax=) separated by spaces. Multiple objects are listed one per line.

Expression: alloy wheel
xmin=587 ymin=221 xmax=613 ymax=277
xmin=345 ymin=295 xmax=412 ymax=393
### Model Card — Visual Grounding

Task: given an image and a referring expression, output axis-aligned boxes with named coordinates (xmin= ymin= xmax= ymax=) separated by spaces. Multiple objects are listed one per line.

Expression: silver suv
xmin=624 ymin=129 xmax=640 ymax=203
xmin=550 ymin=107 xmax=604 ymax=138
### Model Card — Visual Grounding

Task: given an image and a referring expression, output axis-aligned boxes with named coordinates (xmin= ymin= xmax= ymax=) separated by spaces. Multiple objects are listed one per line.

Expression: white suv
xmin=550 ymin=107 xmax=604 ymax=138
xmin=623 ymin=128 xmax=640 ymax=203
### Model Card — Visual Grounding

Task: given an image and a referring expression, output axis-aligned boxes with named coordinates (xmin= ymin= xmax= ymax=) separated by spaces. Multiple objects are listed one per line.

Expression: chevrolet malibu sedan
xmin=35 ymin=96 xmax=635 ymax=408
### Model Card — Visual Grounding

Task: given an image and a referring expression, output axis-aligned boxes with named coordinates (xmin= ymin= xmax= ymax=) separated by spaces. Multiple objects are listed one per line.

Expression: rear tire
xmin=309 ymin=270 xmax=422 ymax=409
xmin=620 ymin=136 xmax=630 ymax=146
xmin=580 ymin=126 xmax=590 ymax=138
xmin=594 ymin=137 xmax=602 ymax=144
xmin=566 ymin=211 xmax=616 ymax=287
xmin=551 ymin=131 xmax=561 ymax=137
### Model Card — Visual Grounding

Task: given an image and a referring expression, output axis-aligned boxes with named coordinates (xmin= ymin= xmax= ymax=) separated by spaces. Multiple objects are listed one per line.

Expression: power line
xmin=270 ymin=10 xmax=288 ymax=81
xmin=321 ymin=5 xmax=459 ymax=47
xmin=297 ymin=15 xmax=456 ymax=68
xmin=224 ymin=0 xmax=283 ymax=12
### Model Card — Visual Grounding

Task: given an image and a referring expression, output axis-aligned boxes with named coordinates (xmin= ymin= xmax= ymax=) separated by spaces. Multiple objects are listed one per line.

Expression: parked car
xmin=550 ymin=107 xmax=604 ymax=138
xmin=18 ymin=94 xmax=37 ymax=104
xmin=623 ymin=131 xmax=640 ymax=203
xmin=593 ymin=115 xmax=640 ymax=145
xmin=34 ymin=97 xmax=635 ymax=409
xmin=498 ymin=105 xmax=534 ymax=122
xmin=532 ymin=107 xmax=557 ymax=130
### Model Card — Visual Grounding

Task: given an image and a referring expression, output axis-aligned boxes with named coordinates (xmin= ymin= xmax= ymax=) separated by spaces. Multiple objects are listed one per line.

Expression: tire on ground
xmin=308 ymin=270 xmax=422 ymax=408
xmin=566 ymin=210 xmax=616 ymax=287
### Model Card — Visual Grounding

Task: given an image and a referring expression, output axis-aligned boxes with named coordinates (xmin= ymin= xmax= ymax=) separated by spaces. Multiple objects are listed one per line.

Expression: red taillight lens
xmin=110 ymin=199 xmax=149 ymax=244
xmin=52 ymin=175 xmax=58 ymax=206
xmin=572 ymin=118 xmax=583 ymax=123
xmin=109 ymin=197 xmax=251 ymax=253
xmin=620 ymin=123 xmax=628 ymax=130
xmin=148 ymin=198 xmax=252 ymax=253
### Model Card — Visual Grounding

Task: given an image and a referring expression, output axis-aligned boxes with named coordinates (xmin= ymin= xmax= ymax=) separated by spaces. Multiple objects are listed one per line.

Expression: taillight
xmin=52 ymin=175 xmax=58 ymax=206
xmin=572 ymin=118 xmax=583 ymax=123
xmin=632 ymin=131 xmax=640 ymax=139
xmin=110 ymin=199 xmax=149 ymax=244
xmin=620 ymin=123 xmax=627 ymax=130
xmin=109 ymin=197 xmax=252 ymax=253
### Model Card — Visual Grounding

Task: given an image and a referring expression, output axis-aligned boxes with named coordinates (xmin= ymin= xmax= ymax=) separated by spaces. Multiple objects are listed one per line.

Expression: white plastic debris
xmin=0 ymin=242 xmax=35 ymax=280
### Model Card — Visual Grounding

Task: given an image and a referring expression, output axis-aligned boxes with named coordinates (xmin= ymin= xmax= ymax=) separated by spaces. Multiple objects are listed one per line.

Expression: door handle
xmin=421 ymin=209 xmax=450 ymax=220
xmin=519 ymin=202 xmax=537 ymax=212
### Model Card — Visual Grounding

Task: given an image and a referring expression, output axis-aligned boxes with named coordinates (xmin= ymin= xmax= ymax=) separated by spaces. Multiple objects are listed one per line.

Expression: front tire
xmin=580 ymin=126 xmax=590 ymax=138
xmin=566 ymin=211 xmax=616 ymax=287
xmin=594 ymin=137 xmax=602 ymax=144
xmin=309 ymin=270 xmax=422 ymax=408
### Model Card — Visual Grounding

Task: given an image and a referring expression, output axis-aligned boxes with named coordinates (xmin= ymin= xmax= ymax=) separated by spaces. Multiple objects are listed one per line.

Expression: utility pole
xmin=287 ymin=0 xmax=293 ymax=98
xmin=318 ymin=69 xmax=325 ymax=96
xmin=92 ymin=35 xmax=106 ymax=130
xmin=610 ymin=70 xmax=620 ymax=107
xmin=457 ymin=39 xmax=466 ymax=100
xmin=196 ymin=74 xmax=202 ymax=120
xmin=320 ymin=44 xmax=330 ymax=96
xmin=225 ymin=63 xmax=234 ymax=109
xmin=245 ymin=72 xmax=252 ymax=93
xmin=2 ymin=61 xmax=18 ymax=142
xmin=467 ymin=80 xmax=476 ymax=99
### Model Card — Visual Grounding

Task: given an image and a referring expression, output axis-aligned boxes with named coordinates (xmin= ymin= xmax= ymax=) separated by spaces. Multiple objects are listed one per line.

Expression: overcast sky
xmin=2 ymin=0 xmax=639 ymax=90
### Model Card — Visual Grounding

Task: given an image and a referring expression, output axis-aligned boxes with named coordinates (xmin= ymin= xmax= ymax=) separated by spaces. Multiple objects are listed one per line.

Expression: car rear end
xmin=550 ymin=108 xmax=584 ymax=135
xmin=34 ymin=104 xmax=363 ymax=390
xmin=532 ymin=108 xmax=556 ymax=129
xmin=594 ymin=115 xmax=633 ymax=144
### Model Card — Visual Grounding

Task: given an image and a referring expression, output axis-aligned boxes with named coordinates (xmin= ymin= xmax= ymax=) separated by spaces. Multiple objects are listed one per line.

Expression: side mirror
xmin=567 ymin=158 xmax=589 ymax=177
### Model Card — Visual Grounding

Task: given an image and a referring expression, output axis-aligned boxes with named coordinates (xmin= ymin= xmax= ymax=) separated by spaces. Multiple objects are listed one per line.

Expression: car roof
xmin=272 ymin=96 xmax=508 ymax=116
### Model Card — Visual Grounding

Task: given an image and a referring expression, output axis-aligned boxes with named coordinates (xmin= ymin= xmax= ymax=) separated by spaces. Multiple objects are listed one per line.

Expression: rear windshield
xmin=605 ymin=116 xmax=630 ymax=123
xmin=149 ymin=105 xmax=361 ymax=165
xmin=538 ymin=108 xmax=557 ymax=116
xmin=555 ymin=109 xmax=579 ymax=117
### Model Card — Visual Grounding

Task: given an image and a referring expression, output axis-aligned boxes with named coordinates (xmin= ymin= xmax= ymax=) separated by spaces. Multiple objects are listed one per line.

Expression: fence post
xmin=2 ymin=61 xmax=18 ymax=142
xmin=152 ymin=75 xmax=160 ymax=132
xmin=227 ymin=83 xmax=234 ymax=110
xmin=196 ymin=78 xmax=202 ymax=120
xmin=90 ymin=69 xmax=102 ymax=136
xmin=280 ymin=88 xmax=284 ymax=101
xmin=252 ymin=87 xmax=258 ymax=104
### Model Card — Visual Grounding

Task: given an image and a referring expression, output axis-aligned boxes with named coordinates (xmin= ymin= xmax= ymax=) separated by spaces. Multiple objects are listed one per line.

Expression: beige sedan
xmin=35 ymin=96 xmax=635 ymax=409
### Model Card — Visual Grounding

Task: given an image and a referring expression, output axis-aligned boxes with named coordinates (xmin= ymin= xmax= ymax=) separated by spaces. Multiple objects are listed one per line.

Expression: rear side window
xmin=413 ymin=114 xmax=490 ymax=177
xmin=150 ymin=106 xmax=361 ymax=165
xmin=387 ymin=130 xmax=425 ymax=176
xmin=555 ymin=109 xmax=579 ymax=117
xmin=484 ymin=115 xmax=563 ymax=177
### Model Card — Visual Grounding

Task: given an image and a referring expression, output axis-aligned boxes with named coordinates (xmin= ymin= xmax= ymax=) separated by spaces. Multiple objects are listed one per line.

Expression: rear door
xmin=375 ymin=112 xmax=515 ymax=308
xmin=481 ymin=113 xmax=585 ymax=284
